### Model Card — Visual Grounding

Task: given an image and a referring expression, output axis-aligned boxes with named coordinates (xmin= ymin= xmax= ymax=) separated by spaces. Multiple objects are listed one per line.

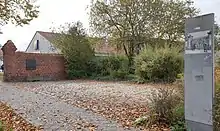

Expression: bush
xmin=134 ymin=46 xmax=183 ymax=83
xmin=86 ymin=55 xmax=130 ymax=79
xmin=148 ymin=86 xmax=183 ymax=125
xmin=214 ymin=83 xmax=220 ymax=131
xmin=110 ymin=69 xmax=128 ymax=80
xmin=0 ymin=121 xmax=3 ymax=131
xmin=136 ymin=82 xmax=186 ymax=130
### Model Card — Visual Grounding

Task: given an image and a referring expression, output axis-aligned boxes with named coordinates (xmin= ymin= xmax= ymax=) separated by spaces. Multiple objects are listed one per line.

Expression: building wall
xmin=26 ymin=32 xmax=60 ymax=54
xmin=2 ymin=40 xmax=67 ymax=82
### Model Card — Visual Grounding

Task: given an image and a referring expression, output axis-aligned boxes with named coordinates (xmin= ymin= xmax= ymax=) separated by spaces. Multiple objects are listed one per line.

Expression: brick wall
xmin=2 ymin=40 xmax=67 ymax=82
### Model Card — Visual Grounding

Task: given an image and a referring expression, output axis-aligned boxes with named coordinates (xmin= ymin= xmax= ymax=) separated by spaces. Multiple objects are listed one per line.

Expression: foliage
xmin=215 ymin=67 xmax=220 ymax=83
xmin=133 ymin=116 xmax=148 ymax=127
xmin=134 ymin=46 xmax=183 ymax=83
xmin=90 ymin=0 xmax=198 ymax=65
xmin=177 ymin=73 xmax=184 ymax=80
xmin=86 ymin=55 xmax=130 ymax=80
xmin=170 ymin=119 xmax=186 ymax=131
xmin=214 ymin=83 xmax=220 ymax=131
xmin=0 ymin=121 xmax=3 ymax=131
xmin=214 ymin=24 xmax=220 ymax=51
xmin=110 ymin=69 xmax=128 ymax=80
xmin=87 ymin=36 xmax=104 ymax=49
xmin=0 ymin=0 xmax=39 ymax=26
xmin=52 ymin=21 xmax=95 ymax=78
xmin=148 ymin=87 xmax=183 ymax=125
xmin=85 ymin=56 xmax=109 ymax=77
xmin=144 ymin=81 xmax=186 ymax=130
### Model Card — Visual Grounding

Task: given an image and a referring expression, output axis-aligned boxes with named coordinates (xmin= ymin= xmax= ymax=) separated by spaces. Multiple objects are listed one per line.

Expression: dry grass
xmin=215 ymin=67 xmax=220 ymax=82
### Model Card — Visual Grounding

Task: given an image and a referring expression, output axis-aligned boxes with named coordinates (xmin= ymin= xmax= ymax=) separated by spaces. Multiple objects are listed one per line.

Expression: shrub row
xmin=86 ymin=55 xmax=130 ymax=80
xmin=66 ymin=46 xmax=184 ymax=82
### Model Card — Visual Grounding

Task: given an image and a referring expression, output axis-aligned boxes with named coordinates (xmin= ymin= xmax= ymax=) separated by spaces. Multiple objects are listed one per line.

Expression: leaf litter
xmin=0 ymin=101 xmax=42 ymax=131
xmin=11 ymin=80 xmax=171 ymax=130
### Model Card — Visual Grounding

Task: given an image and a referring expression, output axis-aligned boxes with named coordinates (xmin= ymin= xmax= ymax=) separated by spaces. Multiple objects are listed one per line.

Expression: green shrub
xmin=110 ymin=69 xmax=128 ymax=80
xmin=0 ymin=121 xmax=5 ymax=131
xmin=134 ymin=46 xmax=183 ymax=83
xmin=214 ymin=83 xmax=220 ymax=130
xmin=85 ymin=56 xmax=106 ymax=77
xmin=148 ymin=87 xmax=183 ymax=125
xmin=132 ymin=80 xmax=186 ymax=130
xmin=170 ymin=104 xmax=186 ymax=131
xmin=177 ymin=73 xmax=184 ymax=80
xmin=0 ymin=121 xmax=3 ymax=131
xmin=67 ymin=63 xmax=89 ymax=79
xmin=86 ymin=56 xmax=110 ymax=77
xmin=86 ymin=55 xmax=130 ymax=79
xmin=141 ymin=81 xmax=186 ymax=130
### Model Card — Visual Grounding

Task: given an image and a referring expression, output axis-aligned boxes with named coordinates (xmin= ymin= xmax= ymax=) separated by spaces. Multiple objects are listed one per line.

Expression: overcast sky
xmin=0 ymin=0 xmax=219 ymax=51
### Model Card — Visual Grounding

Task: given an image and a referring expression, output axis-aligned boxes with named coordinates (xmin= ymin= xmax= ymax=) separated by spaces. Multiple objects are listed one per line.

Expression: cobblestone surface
xmin=0 ymin=81 xmax=138 ymax=131
xmin=7 ymin=80 xmax=158 ymax=129
xmin=11 ymin=80 xmax=154 ymax=105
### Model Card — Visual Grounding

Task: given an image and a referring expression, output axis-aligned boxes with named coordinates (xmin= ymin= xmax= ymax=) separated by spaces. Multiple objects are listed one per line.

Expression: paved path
xmin=0 ymin=82 xmax=136 ymax=131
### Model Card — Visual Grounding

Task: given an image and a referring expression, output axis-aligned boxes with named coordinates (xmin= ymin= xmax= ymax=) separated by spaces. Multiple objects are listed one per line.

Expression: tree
xmin=89 ymin=0 xmax=198 ymax=65
xmin=215 ymin=24 xmax=220 ymax=51
xmin=52 ymin=21 xmax=94 ymax=78
xmin=0 ymin=0 xmax=39 ymax=26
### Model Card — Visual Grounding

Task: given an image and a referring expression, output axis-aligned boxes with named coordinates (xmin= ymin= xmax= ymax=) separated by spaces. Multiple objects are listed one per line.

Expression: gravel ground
xmin=7 ymin=80 xmax=160 ymax=130
xmin=0 ymin=81 xmax=139 ymax=131
xmin=11 ymin=80 xmax=154 ymax=104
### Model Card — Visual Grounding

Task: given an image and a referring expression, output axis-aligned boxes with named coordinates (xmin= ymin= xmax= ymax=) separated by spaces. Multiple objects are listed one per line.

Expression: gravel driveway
xmin=1 ymin=80 xmax=157 ymax=130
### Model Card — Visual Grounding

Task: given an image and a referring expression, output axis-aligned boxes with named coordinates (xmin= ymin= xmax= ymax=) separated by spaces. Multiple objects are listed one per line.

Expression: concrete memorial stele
xmin=184 ymin=13 xmax=215 ymax=131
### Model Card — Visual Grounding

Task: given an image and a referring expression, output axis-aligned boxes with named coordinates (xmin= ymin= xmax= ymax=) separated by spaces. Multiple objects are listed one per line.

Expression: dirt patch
xmin=0 ymin=101 xmax=42 ymax=131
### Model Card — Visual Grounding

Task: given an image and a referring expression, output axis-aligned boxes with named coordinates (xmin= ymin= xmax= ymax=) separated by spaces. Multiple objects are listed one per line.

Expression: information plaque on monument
xmin=184 ymin=13 xmax=214 ymax=131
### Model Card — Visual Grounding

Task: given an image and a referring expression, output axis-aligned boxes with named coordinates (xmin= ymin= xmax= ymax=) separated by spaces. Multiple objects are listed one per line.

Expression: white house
xmin=26 ymin=31 xmax=61 ymax=53
xmin=26 ymin=31 xmax=121 ymax=56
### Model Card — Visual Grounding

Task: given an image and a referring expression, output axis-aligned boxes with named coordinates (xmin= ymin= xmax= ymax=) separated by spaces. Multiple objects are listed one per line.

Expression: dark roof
xmin=26 ymin=31 xmax=120 ymax=54
xmin=37 ymin=31 xmax=61 ymax=43
xmin=25 ymin=31 xmax=61 ymax=52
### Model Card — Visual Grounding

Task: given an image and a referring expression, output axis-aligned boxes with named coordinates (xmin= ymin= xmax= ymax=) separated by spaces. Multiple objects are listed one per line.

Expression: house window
xmin=26 ymin=59 xmax=36 ymax=70
xmin=35 ymin=40 xmax=39 ymax=50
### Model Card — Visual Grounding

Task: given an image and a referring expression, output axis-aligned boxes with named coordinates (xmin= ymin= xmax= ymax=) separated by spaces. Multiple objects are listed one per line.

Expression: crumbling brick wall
xmin=2 ymin=40 xmax=67 ymax=82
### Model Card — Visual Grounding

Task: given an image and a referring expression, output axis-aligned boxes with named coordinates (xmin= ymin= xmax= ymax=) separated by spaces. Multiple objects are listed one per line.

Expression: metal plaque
xmin=26 ymin=59 xmax=36 ymax=70
xmin=184 ymin=13 xmax=214 ymax=131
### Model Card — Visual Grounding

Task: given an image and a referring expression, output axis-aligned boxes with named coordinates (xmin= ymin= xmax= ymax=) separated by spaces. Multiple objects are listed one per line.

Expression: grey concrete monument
xmin=184 ymin=13 xmax=215 ymax=131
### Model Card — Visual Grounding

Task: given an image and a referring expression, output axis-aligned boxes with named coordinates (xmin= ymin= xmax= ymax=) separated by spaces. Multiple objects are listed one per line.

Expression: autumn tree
xmin=52 ymin=21 xmax=94 ymax=78
xmin=0 ymin=0 xmax=39 ymax=26
xmin=90 ymin=0 xmax=198 ymax=65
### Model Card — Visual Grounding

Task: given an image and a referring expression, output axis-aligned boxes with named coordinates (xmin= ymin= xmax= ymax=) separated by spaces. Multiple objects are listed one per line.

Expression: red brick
xmin=1 ymin=40 xmax=67 ymax=82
